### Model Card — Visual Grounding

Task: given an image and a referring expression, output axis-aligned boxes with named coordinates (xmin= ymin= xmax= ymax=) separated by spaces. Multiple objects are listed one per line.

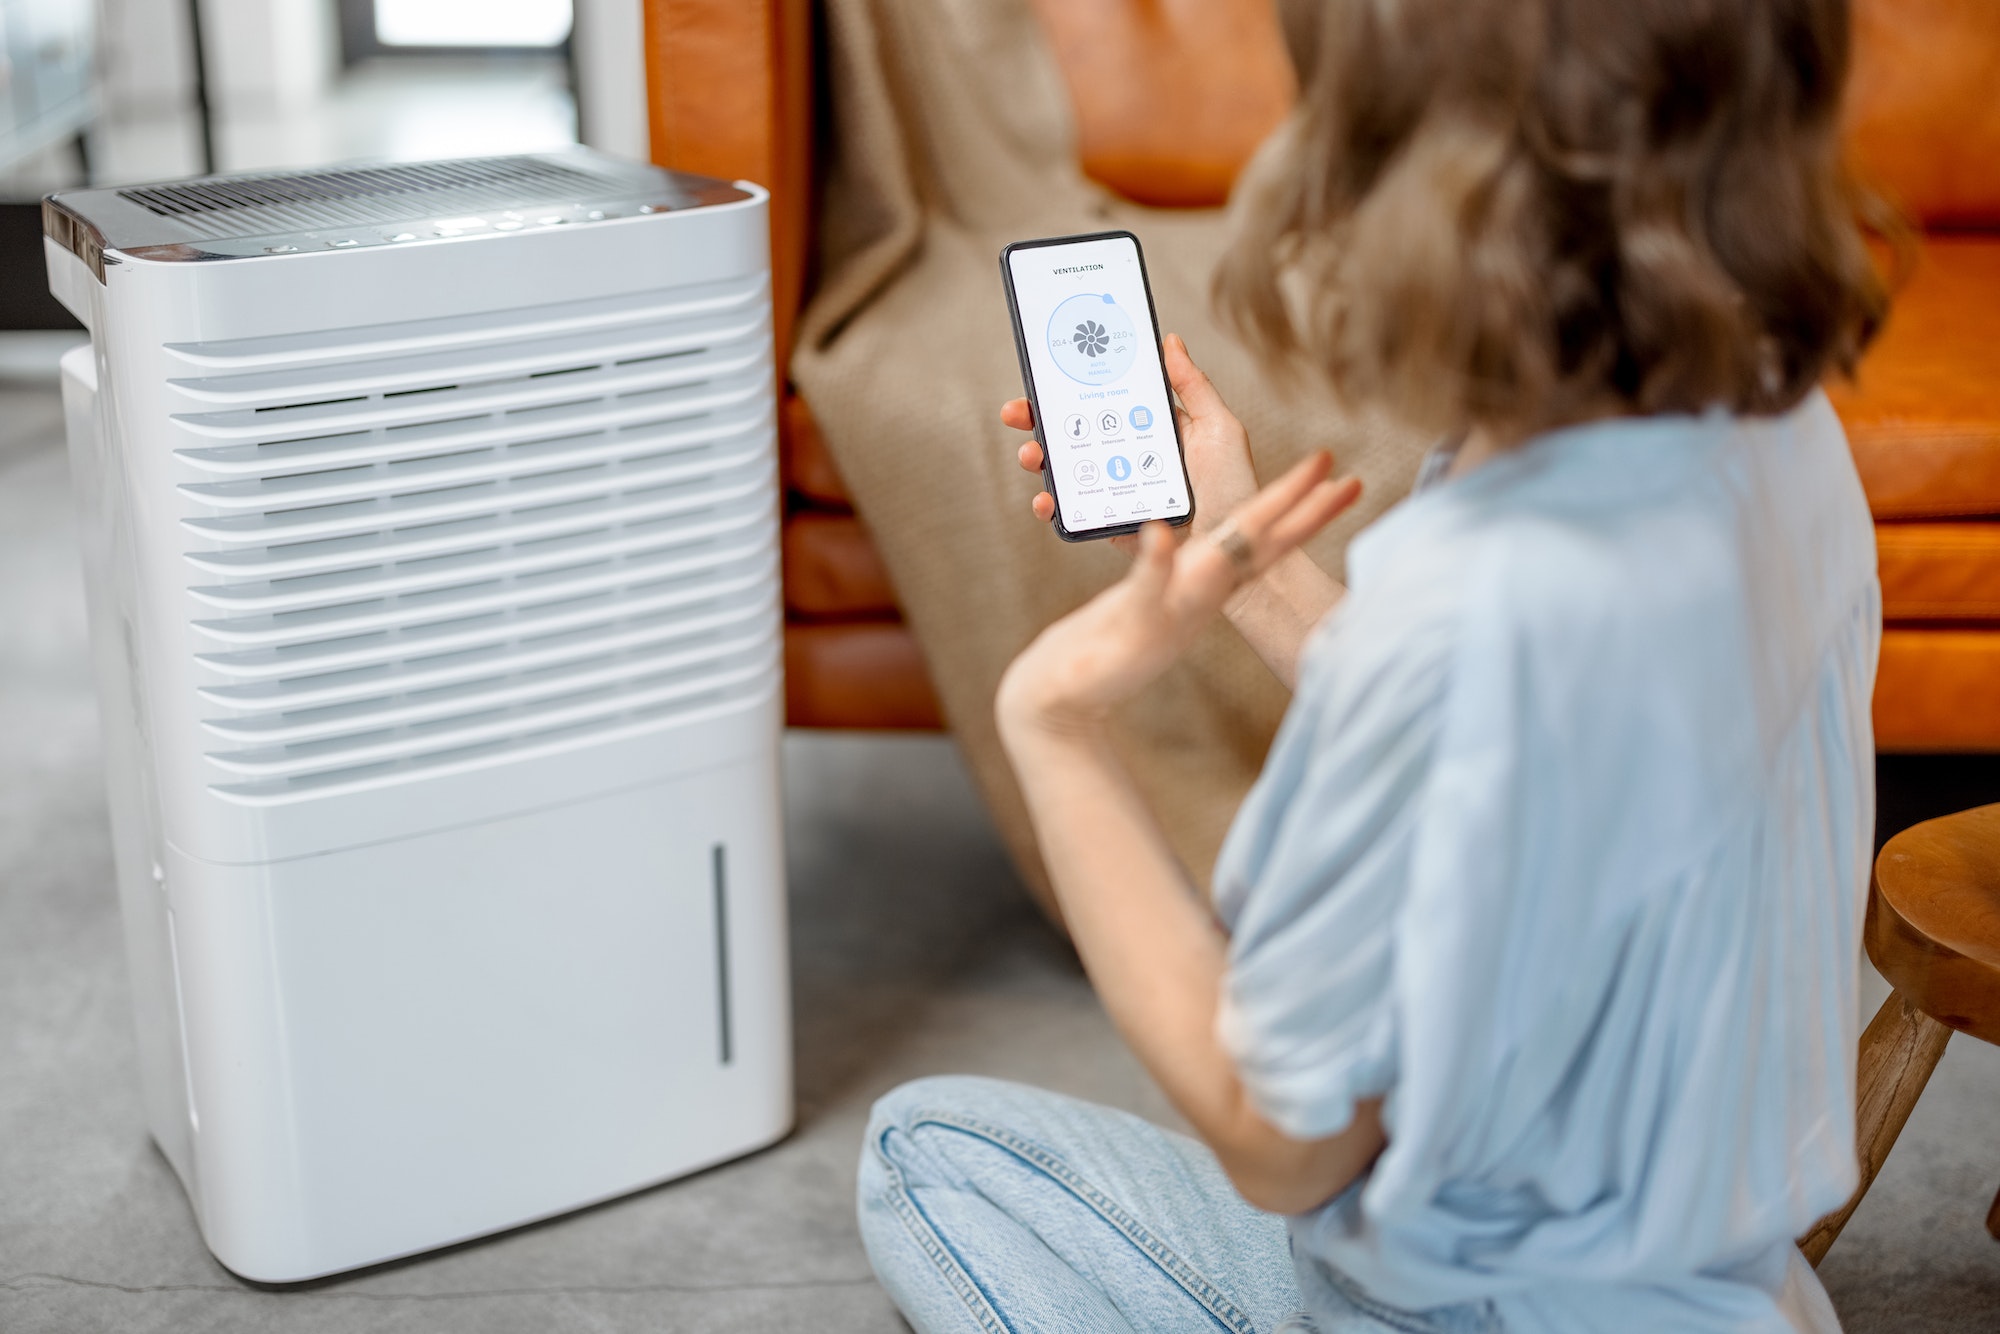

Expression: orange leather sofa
xmin=644 ymin=0 xmax=944 ymax=730
xmin=641 ymin=0 xmax=2000 ymax=750
xmin=1828 ymin=1 xmax=2000 ymax=751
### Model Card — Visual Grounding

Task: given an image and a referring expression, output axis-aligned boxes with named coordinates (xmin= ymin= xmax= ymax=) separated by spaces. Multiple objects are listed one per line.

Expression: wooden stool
xmin=1800 ymin=802 xmax=2000 ymax=1264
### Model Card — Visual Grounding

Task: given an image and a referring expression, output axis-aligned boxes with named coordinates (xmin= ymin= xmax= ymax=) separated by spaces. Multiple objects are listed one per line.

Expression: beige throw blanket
xmin=791 ymin=0 xmax=1428 ymax=915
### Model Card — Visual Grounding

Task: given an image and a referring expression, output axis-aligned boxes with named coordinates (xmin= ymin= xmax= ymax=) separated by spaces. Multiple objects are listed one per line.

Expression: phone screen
xmin=1002 ymin=232 xmax=1193 ymax=540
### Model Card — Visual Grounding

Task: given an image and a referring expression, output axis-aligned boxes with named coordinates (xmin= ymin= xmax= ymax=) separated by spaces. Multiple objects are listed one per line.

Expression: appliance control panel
xmin=44 ymin=151 xmax=752 ymax=273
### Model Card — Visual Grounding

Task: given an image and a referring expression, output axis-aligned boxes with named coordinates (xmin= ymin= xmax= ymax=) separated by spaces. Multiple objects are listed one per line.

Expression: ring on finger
xmin=1210 ymin=516 xmax=1257 ymax=582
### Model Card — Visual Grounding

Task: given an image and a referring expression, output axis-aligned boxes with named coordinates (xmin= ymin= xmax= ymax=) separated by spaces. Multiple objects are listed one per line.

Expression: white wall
xmin=98 ymin=0 xmax=334 ymax=119
xmin=199 ymin=0 xmax=336 ymax=116
xmin=570 ymin=0 xmax=648 ymax=162
xmin=97 ymin=0 xmax=197 ymax=115
xmin=86 ymin=0 xmax=595 ymax=184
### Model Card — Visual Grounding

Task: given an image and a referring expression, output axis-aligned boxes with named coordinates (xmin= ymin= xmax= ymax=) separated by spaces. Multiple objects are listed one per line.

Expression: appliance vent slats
xmin=177 ymin=280 xmax=780 ymax=801
xmin=120 ymin=156 xmax=613 ymax=240
xmin=162 ymin=277 xmax=763 ymax=372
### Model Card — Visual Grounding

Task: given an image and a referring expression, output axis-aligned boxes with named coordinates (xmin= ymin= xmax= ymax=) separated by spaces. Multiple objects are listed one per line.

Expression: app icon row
xmin=1072 ymin=451 xmax=1165 ymax=486
xmin=1059 ymin=404 xmax=1157 ymax=443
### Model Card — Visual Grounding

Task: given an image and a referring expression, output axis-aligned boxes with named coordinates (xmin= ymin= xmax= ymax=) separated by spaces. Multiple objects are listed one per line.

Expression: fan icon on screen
xmin=1048 ymin=294 xmax=1136 ymax=384
xmin=1072 ymin=320 xmax=1111 ymax=357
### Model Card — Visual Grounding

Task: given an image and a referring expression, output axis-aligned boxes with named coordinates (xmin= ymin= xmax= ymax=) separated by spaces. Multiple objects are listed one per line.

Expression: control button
xmin=328 ymin=238 xmax=360 ymax=248
xmin=493 ymin=220 xmax=523 ymax=231
xmin=1128 ymin=404 xmax=1154 ymax=431
xmin=1104 ymin=505 xmax=1117 ymax=517
xmin=1098 ymin=410 xmax=1122 ymax=435
xmin=263 ymin=244 xmax=299 ymax=254
xmin=1062 ymin=413 xmax=1090 ymax=443
xmin=536 ymin=214 xmax=565 ymax=225
xmin=1105 ymin=455 xmax=1132 ymax=482
xmin=638 ymin=204 xmax=659 ymax=214
xmin=1138 ymin=450 xmax=1163 ymax=477
xmin=1073 ymin=459 xmax=1100 ymax=486
xmin=586 ymin=209 xmax=607 ymax=220
xmin=383 ymin=232 xmax=416 ymax=243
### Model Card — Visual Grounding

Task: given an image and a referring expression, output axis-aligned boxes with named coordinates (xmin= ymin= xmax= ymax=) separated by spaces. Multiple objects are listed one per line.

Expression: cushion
xmin=782 ymin=392 xmax=851 ymax=504
xmin=1878 ymin=524 xmax=2000 ymax=623
xmin=784 ymin=622 xmax=943 ymax=729
xmin=1829 ymin=238 xmax=2000 ymax=520
xmin=1027 ymin=0 xmax=1296 ymax=207
xmin=1848 ymin=0 xmax=2000 ymax=229
xmin=1876 ymin=628 xmax=2000 ymax=752
xmin=783 ymin=512 xmax=899 ymax=617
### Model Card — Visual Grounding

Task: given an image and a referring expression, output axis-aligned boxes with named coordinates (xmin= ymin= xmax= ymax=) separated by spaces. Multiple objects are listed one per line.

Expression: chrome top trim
xmin=42 ymin=148 xmax=752 ymax=273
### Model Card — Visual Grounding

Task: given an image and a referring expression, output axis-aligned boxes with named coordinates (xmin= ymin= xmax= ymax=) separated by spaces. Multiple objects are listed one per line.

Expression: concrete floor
xmin=2 ymin=381 xmax=1997 ymax=1331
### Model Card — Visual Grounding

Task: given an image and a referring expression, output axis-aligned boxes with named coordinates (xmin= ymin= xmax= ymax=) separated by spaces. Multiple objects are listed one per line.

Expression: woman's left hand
xmin=997 ymin=451 xmax=1360 ymax=738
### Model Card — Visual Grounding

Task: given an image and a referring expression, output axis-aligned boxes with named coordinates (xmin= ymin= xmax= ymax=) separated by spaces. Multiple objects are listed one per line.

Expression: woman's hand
xmin=1005 ymin=333 xmax=1259 ymax=551
xmin=997 ymin=451 xmax=1360 ymax=738
xmin=992 ymin=447 xmax=1387 ymax=1215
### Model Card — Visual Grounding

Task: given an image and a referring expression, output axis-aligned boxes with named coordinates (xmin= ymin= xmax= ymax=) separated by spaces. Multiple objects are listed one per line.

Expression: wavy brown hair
xmin=1217 ymin=0 xmax=1888 ymax=439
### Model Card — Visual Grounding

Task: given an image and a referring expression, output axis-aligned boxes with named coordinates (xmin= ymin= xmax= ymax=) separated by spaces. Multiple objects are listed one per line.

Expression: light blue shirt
xmin=1213 ymin=392 xmax=1878 ymax=1333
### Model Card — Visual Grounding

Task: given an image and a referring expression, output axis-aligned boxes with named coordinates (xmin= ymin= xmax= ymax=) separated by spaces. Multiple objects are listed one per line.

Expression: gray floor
xmin=2 ymin=381 xmax=1996 ymax=1331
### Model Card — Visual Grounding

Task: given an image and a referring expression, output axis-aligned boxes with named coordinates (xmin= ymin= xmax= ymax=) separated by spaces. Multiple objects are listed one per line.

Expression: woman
xmin=859 ymin=1 xmax=1886 ymax=1330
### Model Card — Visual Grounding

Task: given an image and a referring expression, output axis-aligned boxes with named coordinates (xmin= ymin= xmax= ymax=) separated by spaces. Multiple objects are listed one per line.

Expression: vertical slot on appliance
xmin=166 ymin=908 xmax=200 ymax=1132
xmin=712 ymin=843 xmax=733 ymax=1066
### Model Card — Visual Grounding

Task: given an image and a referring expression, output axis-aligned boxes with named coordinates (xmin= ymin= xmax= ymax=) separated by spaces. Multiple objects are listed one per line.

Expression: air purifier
xmin=44 ymin=150 xmax=790 ymax=1282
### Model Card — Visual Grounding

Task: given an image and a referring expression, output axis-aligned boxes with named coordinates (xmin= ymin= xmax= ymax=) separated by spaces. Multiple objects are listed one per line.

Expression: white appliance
xmin=44 ymin=150 xmax=791 ymax=1283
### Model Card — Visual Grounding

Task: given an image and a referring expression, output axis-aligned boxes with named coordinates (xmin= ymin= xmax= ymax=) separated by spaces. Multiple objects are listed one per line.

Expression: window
xmin=340 ymin=0 xmax=574 ymax=61
xmin=375 ymin=0 xmax=572 ymax=49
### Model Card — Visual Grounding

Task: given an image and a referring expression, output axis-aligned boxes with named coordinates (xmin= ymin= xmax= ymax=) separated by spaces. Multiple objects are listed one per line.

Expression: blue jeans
xmin=857 ymin=1076 xmax=1502 ymax=1334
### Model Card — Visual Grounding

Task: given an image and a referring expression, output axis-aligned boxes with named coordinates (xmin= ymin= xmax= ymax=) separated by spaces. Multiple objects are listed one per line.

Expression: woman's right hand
xmin=1006 ymin=332 xmax=1350 ymax=688
xmin=1004 ymin=334 xmax=1261 ymax=554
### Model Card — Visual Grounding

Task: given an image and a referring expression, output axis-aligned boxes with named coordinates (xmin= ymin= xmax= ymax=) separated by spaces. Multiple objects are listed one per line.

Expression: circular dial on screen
xmin=1047 ymin=293 xmax=1139 ymax=385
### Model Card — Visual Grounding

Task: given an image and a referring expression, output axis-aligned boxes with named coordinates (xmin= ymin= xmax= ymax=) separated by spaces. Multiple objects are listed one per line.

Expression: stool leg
xmin=1799 ymin=990 xmax=1953 ymax=1267
xmin=1987 ymin=1183 xmax=2000 ymax=1242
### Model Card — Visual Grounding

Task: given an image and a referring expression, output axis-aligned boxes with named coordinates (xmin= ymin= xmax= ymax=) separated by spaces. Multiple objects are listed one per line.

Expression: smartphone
xmin=1000 ymin=231 xmax=1195 ymax=541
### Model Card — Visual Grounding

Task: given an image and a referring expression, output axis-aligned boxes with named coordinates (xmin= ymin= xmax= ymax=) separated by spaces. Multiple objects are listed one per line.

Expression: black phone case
xmin=998 ymin=230 xmax=1195 ymax=542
